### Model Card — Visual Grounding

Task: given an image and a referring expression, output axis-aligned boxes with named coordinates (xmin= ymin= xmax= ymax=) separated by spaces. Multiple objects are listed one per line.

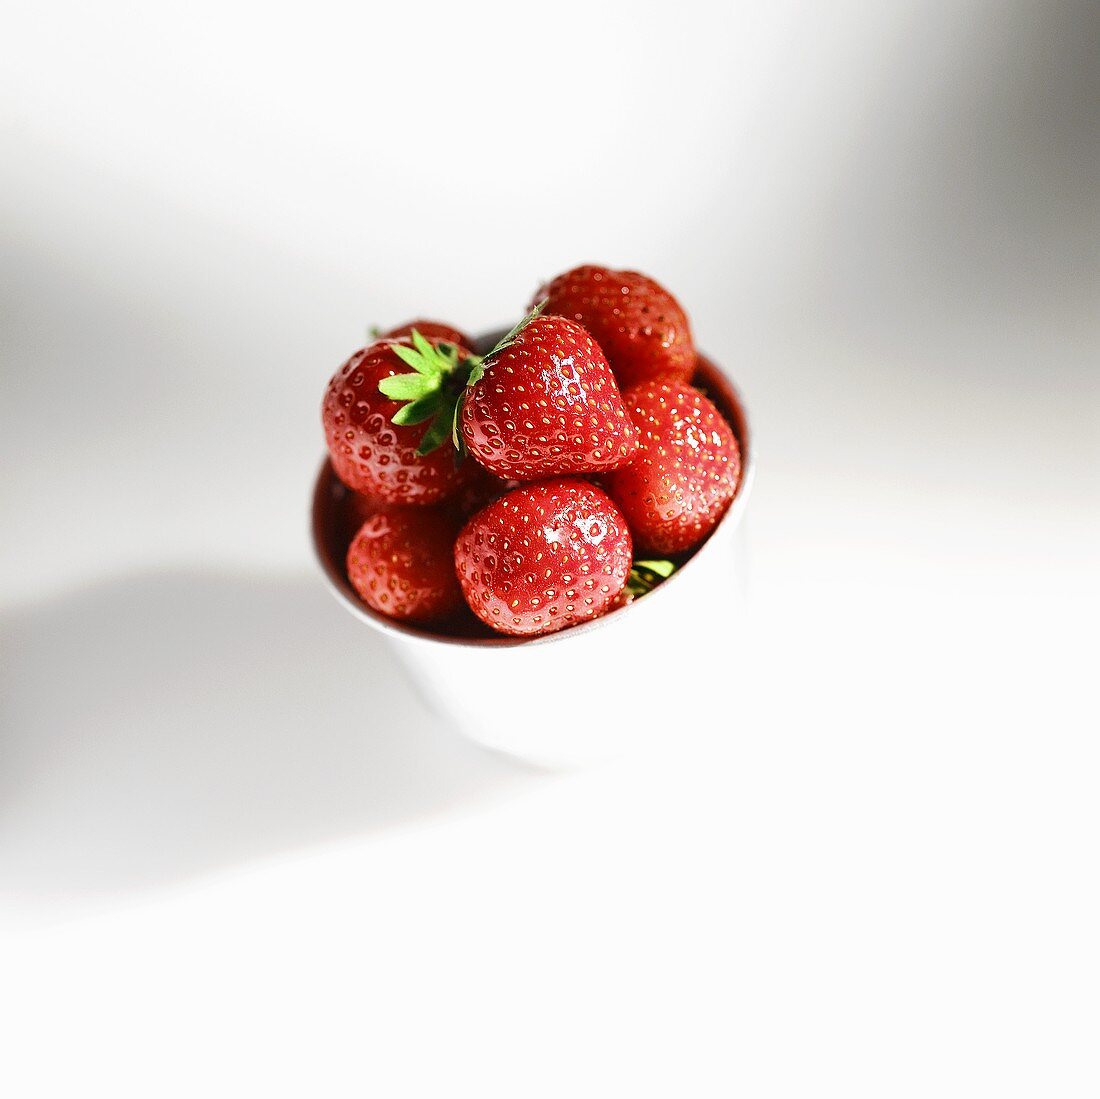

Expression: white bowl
xmin=312 ymin=337 xmax=755 ymax=769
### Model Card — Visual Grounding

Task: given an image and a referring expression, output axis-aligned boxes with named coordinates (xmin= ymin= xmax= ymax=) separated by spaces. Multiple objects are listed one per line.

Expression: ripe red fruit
xmin=533 ymin=265 xmax=695 ymax=389
xmin=346 ymin=508 xmax=465 ymax=623
xmin=605 ymin=381 xmax=741 ymax=554
xmin=382 ymin=320 xmax=472 ymax=350
xmin=454 ymin=479 xmax=633 ymax=637
xmin=459 ymin=313 xmax=638 ymax=481
xmin=322 ymin=337 xmax=474 ymax=505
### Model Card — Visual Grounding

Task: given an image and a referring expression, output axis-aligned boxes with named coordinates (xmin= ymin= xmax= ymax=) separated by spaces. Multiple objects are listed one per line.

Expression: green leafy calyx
xmin=378 ymin=307 xmax=547 ymax=459
xmin=377 ymin=329 xmax=484 ymax=457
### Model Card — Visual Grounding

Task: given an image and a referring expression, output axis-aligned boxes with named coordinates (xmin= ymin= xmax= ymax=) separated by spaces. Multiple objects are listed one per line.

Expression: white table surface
xmin=2 ymin=2 xmax=1097 ymax=1095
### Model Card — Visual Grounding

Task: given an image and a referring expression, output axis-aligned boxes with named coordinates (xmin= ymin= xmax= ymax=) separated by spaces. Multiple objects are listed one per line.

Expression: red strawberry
xmin=382 ymin=320 xmax=473 ymax=350
xmin=533 ymin=265 xmax=695 ymax=389
xmin=458 ymin=312 xmax=638 ymax=481
xmin=454 ymin=478 xmax=633 ymax=637
xmin=347 ymin=508 xmax=465 ymax=623
xmin=605 ymin=381 xmax=741 ymax=554
xmin=322 ymin=333 xmax=476 ymax=505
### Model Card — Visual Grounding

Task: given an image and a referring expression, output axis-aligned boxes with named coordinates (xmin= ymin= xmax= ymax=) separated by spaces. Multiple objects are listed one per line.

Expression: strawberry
xmin=346 ymin=508 xmax=465 ymax=623
xmin=533 ymin=265 xmax=695 ymax=389
xmin=454 ymin=479 xmax=633 ymax=637
xmin=605 ymin=381 xmax=741 ymax=554
xmin=322 ymin=332 xmax=477 ymax=505
xmin=382 ymin=320 xmax=473 ymax=350
xmin=457 ymin=311 xmax=639 ymax=481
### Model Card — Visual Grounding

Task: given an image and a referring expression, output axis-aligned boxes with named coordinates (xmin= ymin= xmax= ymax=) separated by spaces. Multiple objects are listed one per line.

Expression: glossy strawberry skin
xmin=322 ymin=339 xmax=473 ymax=505
xmin=605 ymin=382 xmax=741 ymax=555
xmin=346 ymin=508 xmax=465 ymax=623
xmin=459 ymin=315 xmax=638 ymax=481
xmin=533 ymin=265 xmax=695 ymax=389
xmin=383 ymin=320 xmax=472 ymax=350
xmin=454 ymin=479 xmax=633 ymax=637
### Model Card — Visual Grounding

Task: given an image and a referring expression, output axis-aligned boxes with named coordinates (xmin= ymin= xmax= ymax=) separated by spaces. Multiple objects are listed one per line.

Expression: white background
xmin=2 ymin=1 xmax=1098 ymax=1095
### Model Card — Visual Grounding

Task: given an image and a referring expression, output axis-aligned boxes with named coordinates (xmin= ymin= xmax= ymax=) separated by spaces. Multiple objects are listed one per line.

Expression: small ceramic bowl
xmin=312 ymin=332 xmax=755 ymax=768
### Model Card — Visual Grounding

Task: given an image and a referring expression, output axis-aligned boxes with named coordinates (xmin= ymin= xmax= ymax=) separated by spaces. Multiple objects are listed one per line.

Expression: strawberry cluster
xmin=320 ymin=265 xmax=742 ymax=639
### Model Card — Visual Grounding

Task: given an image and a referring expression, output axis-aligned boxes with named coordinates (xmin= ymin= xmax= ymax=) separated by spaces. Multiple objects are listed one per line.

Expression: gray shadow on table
xmin=0 ymin=571 xmax=537 ymax=913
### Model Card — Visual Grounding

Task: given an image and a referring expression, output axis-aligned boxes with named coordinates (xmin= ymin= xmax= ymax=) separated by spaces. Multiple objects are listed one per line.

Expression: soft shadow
xmin=0 ymin=571 xmax=536 ymax=909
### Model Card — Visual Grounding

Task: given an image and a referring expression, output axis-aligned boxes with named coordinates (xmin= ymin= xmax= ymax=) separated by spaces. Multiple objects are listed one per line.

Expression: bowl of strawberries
xmin=312 ymin=265 xmax=754 ymax=767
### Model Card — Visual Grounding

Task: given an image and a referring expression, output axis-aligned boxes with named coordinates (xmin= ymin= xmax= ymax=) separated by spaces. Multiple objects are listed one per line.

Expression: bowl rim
xmin=311 ymin=334 xmax=755 ymax=650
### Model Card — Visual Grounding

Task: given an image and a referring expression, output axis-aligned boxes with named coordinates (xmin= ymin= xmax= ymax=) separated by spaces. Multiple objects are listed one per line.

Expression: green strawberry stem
xmin=480 ymin=299 xmax=545 ymax=361
xmin=626 ymin=559 xmax=676 ymax=598
xmin=373 ymin=329 xmax=480 ymax=458
xmin=378 ymin=303 xmax=547 ymax=459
